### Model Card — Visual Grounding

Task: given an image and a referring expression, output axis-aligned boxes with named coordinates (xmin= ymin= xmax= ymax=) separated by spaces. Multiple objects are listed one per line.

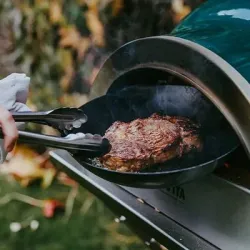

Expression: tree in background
xmin=0 ymin=2 xmax=206 ymax=247
xmin=0 ymin=0 xmax=205 ymax=111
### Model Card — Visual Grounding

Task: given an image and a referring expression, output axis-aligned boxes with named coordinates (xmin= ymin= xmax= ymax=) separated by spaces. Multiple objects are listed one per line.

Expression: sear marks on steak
xmin=99 ymin=113 xmax=203 ymax=172
xmin=151 ymin=114 xmax=202 ymax=156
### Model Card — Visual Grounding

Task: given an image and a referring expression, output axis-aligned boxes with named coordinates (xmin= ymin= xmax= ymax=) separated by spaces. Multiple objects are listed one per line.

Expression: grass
xmin=0 ymin=176 xmax=145 ymax=250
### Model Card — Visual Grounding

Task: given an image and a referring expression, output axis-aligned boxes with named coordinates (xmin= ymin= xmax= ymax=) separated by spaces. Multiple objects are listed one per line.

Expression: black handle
xmin=12 ymin=111 xmax=50 ymax=121
xmin=11 ymin=108 xmax=88 ymax=134
xmin=0 ymin=130 xmax=111 ymax=158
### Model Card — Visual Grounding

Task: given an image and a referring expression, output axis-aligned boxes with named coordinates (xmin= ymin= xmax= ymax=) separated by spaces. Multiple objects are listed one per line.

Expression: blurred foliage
xmin=0 ymin=175 xmax=144 ymax=250
xmin=0 ymin=144 xmax=146 ymax=249
xmin=0 ymin=0 xmax=123 ymax=110
xmin=0 ymin=0 xmax=205 ymax=249
xmin=0 ymin=0 xmax=204 ymax=111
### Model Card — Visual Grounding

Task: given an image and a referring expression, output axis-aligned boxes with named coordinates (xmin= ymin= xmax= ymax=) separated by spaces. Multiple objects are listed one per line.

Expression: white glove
xmin=0 ymin=73 xmax=31 ymax=163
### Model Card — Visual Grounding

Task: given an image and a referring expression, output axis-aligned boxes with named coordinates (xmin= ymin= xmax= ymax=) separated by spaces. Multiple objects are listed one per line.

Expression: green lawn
xmin=0 ymin=177 xmax=145 ymax=250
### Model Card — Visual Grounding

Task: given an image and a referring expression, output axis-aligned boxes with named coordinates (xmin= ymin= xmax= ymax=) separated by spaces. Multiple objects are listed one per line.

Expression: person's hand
xmin=0 ymin=106 xmax=18 ymax=152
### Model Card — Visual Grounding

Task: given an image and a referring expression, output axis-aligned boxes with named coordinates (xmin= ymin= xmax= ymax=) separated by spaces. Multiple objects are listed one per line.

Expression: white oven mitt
xmin=0 ymin=73 xmax=31 ymax=163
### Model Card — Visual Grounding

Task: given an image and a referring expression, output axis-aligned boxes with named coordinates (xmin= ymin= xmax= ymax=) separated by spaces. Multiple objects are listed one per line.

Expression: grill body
xmin=172 ymin=0 xmax=250 ymax=83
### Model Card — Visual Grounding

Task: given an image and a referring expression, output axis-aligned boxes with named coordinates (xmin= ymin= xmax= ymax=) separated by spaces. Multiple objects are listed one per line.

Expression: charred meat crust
xmin=99 ymin=113 xmax=203 ymax=172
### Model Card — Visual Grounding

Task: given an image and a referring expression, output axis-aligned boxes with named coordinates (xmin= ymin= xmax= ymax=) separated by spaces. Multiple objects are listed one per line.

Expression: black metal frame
xmin=50 ymin=149 xmax=218 ymax=250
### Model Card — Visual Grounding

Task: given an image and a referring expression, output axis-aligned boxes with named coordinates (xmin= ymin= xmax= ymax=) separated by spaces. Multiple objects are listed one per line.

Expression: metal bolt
xmin=155 ymin=207 xmax=160 ymax=213
xmin=137 ymin=198 xmax=144 ymax=204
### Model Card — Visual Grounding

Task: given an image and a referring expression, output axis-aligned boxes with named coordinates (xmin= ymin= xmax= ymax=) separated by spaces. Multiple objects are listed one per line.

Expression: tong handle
xmin=0 ymin=130 xmax=110 ymax=157
xmin=12 ymin=111 xmax=51 ymax=122
xmin=11 ymin=108 xmax=88 ymax=134
xmin=12 ymin=110 xmax=84 ymax=122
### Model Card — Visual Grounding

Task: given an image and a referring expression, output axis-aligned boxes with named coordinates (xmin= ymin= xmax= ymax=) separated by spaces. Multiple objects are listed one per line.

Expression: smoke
xmin=112 ymin=84 xmax=222 ymax=128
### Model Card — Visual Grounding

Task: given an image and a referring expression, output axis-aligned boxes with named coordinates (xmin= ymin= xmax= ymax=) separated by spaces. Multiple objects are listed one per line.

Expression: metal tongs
xmin=0 ymin=108 xmax=111 ymax=158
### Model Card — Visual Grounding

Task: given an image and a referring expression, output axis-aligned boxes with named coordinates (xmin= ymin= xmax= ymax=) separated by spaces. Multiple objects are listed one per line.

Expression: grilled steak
xmin=100 ymin=113 xmax=203 ymax=172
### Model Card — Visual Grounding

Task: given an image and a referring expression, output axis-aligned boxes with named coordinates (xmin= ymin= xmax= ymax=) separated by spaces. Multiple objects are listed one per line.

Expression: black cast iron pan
xmin=70 ymin=84 xmax=239 ymax=188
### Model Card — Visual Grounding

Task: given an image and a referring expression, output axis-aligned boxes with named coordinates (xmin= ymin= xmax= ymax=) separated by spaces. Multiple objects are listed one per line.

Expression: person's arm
xmin=0 ymin=73 xmax=30 ymax=163
xmin=0 ymin=105 xmax=18 ymax=152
